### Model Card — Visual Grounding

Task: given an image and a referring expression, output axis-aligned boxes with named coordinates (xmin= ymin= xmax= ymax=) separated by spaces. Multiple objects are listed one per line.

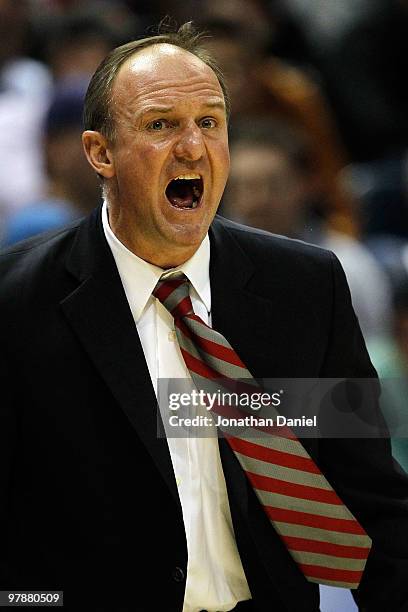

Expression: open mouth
xmin=165 ymin=175 xmax=203 ymax=209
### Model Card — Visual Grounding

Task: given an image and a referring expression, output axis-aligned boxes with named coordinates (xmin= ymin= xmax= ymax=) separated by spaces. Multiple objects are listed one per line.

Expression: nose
xmin=173 ymin=122 xmax=204 ymax=162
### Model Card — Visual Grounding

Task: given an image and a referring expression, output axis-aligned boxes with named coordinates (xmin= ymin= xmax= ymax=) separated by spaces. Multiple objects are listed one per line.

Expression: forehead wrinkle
xmin=114 ymin=82 xmax=225 ymax=122
xmin=134 ymin=88 xmax=224 ymax=107
xmin=132 ymin=73 xmax=220 ymax=90
xmin=114 ymin=57 xmax=223 ymax=96
xmin=119 ymin=77 xmax=223 ymax=102
xmin=116 ymin=95 xmax=226 ymax=127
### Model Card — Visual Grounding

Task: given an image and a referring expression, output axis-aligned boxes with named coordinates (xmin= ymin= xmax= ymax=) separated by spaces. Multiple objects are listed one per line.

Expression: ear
xmin=82 ymin=130 xmax=115 ymax=179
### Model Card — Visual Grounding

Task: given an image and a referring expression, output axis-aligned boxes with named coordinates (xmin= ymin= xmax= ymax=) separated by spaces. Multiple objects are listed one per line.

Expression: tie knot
xmin=153 ymin=272 xmax=194 ymax=319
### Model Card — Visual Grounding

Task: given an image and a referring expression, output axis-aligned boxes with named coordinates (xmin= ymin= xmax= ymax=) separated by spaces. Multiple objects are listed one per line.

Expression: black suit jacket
xmin=0 ymin=208 xmax=407 ymax=612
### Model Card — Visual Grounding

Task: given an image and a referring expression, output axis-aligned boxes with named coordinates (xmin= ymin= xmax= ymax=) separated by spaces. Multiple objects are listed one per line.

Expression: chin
xmin=167 ymin=218 xmax=211 ymax=244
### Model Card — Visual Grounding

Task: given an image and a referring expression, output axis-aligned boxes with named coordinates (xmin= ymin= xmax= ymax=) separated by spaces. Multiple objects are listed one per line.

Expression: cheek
xmin=220 ymin=140 xmax=231 ymax=172
xmin=220 ymin=139 xmax=230 ymax=160
xmin=117 ymin=134 xmax=163 ymax=162
xmin=211 ymin=141 xmax=230 ymax=185
xmin=115 ymin=146 xmax=159 ymax=191
xmin=131 ymin=142 xmax=169 ymax=184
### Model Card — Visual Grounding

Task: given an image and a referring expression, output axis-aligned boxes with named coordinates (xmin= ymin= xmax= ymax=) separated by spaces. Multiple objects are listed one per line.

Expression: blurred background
xmin=0 ymin=1 xmax=407 ymax=608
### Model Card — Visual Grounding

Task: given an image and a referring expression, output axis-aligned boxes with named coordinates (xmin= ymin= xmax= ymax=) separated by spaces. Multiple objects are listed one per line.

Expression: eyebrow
xmin=141 ymin=106 xmax=173 ymax=115
xmin=140 ymin=101 xmax=226 ymax=116
xmin=202 ymin=101 xmax=226 ymax=111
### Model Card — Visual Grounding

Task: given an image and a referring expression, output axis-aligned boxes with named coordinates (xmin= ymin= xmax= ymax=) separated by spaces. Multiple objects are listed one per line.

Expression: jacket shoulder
xmin=212 ymin=214 xmax=334 ymax=268
xmin=0 ymin=220 xmax=81 ymax=298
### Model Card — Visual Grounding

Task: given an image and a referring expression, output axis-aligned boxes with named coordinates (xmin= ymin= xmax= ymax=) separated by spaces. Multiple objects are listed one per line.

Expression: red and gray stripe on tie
xmin=153 ymin=273 xmax=372 ymax=588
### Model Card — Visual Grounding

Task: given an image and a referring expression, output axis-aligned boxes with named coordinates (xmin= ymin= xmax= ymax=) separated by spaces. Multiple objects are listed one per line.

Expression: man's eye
xmin=148 ymin=119 xmax=169 ymax=131
xmin=199 ymin=118 xmax=217 ymax=129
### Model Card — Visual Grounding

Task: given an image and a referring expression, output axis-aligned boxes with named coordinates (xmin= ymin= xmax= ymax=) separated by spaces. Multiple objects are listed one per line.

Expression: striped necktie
xmin=153 ymin=272 xmax=372 ymax=589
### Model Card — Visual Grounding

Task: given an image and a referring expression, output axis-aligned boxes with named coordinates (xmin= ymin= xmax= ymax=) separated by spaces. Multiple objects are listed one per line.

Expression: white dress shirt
xmin=102 ymin=202 xmax=251 ymax=612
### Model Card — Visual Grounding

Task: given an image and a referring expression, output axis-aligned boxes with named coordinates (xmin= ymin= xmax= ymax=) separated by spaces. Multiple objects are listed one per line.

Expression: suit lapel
xmin=60 ymin=207 xmax=180 ymax=506
xmin=209 ymin=217 xmax=275 ymax=518
xmin=209 ymin=217 xmax=277 ymax=376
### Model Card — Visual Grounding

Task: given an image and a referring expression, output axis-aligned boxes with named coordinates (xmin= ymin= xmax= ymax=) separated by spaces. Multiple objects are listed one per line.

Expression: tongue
xmin=166 ymin=182 xmax=194 ymax=208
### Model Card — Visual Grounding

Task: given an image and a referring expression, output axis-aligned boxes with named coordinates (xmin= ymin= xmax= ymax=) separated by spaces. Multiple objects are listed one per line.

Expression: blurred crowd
xmin=1 ymin=0 xmax=407 ymax=471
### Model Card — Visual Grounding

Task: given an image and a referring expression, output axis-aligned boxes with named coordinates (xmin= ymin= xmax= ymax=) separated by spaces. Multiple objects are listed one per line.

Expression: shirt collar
xmin=101 ymin=200 xmax=211 ymax=321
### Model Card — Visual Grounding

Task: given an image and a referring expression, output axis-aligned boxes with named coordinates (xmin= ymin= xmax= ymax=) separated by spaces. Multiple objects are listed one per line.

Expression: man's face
xmin=106 ymin=44 xmax=230 ymax=267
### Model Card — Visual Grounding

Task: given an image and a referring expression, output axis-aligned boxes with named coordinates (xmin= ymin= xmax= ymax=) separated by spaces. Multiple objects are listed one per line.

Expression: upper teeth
xmin=173 ymin=174 xmax=201 ymax=181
